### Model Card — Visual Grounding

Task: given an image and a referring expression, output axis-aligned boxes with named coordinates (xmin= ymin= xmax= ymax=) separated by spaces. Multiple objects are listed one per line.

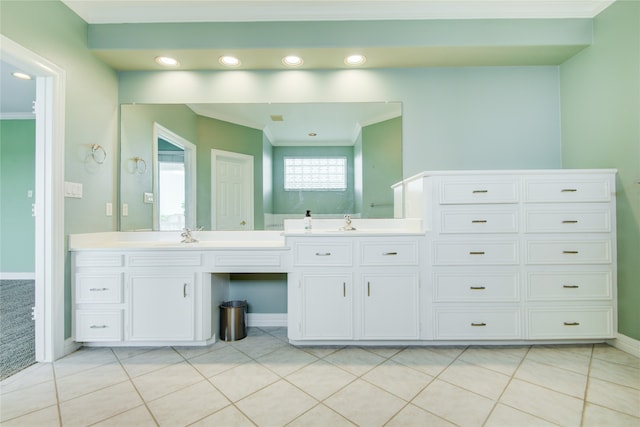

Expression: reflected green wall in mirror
xmin=120 ymin=103 xmax=402 ymax=231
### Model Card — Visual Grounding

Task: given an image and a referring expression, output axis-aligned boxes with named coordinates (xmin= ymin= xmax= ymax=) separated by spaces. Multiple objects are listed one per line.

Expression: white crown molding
xmin=62 ymin=0 xmax=617 ymax=24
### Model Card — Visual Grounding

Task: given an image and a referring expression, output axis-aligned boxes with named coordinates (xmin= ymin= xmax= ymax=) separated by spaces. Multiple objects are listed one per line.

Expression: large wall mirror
xmin=120 ymin=102 xmax=402 ymax=231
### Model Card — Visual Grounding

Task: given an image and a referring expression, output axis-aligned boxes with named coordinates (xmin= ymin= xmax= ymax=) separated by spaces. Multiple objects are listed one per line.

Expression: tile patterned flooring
xmin=1 ymin=327 xmax=639 ymax=426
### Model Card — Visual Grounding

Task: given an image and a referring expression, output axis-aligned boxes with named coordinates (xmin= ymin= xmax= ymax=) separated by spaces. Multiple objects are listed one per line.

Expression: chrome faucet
xmin=342 ymin=215 xmax=356 ymax=231
xmin=180 ymin=228 xmax=198 ymax=243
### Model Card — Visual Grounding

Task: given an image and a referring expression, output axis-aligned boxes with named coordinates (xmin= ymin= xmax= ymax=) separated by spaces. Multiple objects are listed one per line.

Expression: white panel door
xmin=212 ymin=150 xmax=253 ymax=230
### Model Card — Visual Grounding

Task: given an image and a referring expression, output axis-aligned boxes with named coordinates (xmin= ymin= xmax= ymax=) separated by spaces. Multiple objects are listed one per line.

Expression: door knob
xmin=240 ymin=220 xmax=246 ymax=226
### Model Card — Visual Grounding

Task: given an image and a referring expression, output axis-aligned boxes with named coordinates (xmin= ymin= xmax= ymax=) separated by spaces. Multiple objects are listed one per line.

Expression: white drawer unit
xmin=434 ymin=241 xmax=519 ymax=265
xmin=434 ymin=308 xmax=522 ymax=339
xmin=524 ymin=176 xmax=612 ymax=203
xmin=75 ymin=273 xmax=123 ymax=303
xmin=360 ymin=240 xmax=419 ymax=266
xmin=293 ymin=241 xmax=353 ymax=266
xmin=75 ymin=253 xmax=123 ymax=268
xmin=128 ymin=252 xmax=202 ymax=267
xmin=433 ymin=271 xmax=519 ymax=302
xmin=524 ymin=208 xmax=611 ymax=233
xmin=526 ymin=271 xmax=612 ymax=301
xmin=527 ymin=307 xmax=614 ymax=339
xmin=439 ymin=179 xmax=519 ymax=204
xmin=526 ymin=240 xmax=611 ymax=264
xmin=439 ymin=209 xmax=518 ymax=234
xmin=75 ymin=310 xmax=123 ymax=341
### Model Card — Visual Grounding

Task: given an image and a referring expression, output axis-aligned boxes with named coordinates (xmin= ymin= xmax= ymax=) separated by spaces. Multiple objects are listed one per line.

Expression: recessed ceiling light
xmin=155 ymin=56 xmax=180 ymax=67
xmin=282 ymin=55 xmax=304 ymax=67
xmin=345 ymin=55 xmax=367 ymax=66
xmin=219 ymin=56 xmax=241 ymax=67
xmin=12 ymin=71 xmax=32 ymax=80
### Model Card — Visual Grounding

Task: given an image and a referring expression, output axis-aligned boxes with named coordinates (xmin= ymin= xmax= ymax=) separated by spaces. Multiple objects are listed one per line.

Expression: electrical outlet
xmin=106 ymin=202 xmax=113 ymax=216
xmin=122 ymin=203 xmax=129 ymax=216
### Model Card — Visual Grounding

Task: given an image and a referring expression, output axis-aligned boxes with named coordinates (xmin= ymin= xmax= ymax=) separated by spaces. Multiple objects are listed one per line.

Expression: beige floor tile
xmin=439 ymin=359 xmax=511 ymax=400
xmin=261 ymin=326 xmax=289 ymax=341
xmin=210 ymin=362 xmax=280 ymax=402
xmin=111 ymin=346 xmax=155 ymax=361
xmin=288 ymin=404 xmax=355 ymax=427
xmin=582 ymin=402 xmax=640 ymax=427
xmin=484 ymin=403 xmax=557 ymax=427
xmin=132 ymin=361 xmax=206 ymax=402
xmin=189 ymin=405 xmax=255 ymax=426
xmin=53 ymin=347 xmax=118 ymax=379
xmin=188 ymin=345 xmax=252 ymax=378
xmin=256 ymin=345 xmax=318 ymax=376
xmin=92 ymin=405 xmax=157 ymax=426
xmin=500 ymin=379 xmax=584 ymax=427
xmin=525 ymin=345 xmax=592 ymax=375
xmin=119 ymin=347 xmax=184 ymax=378
xmin=324 ymin=347 xmax=386 ymax=376
xmin=0 ymin=380 xmax=58 ymax=422
xmin=364 ymin=346 xmax=404 ymax=359
xmin=515 ymin=358 xmax=588 ymax=398
xmin=0 ymin=363 xmax=54 ymax=394
xmin=390 ymin=347 xmax=457 ymax=377
xmin=300 ymin=345 xmax=343 ymax=358
xmin=58 ymin=381 xmax=143 ymax=427
xmin=586 ymin=377 xmax=640 ymax=418
xmin=174 ymin=342 xmax=227 ymax=360
xmin=412 ymin=379 xmax=495 ymax=427
xmin=236 ymin=379 xmax=317 ymax=426
xmin=231 ymin=333 xmax=288 ymax=359
xmin=362 ymin=359 xmax=433 ymax=401
xmin=386 ymin=403 xmax=456 ymax=427
xmin=0 ymin=404 xmax=60 ymax=427
xmin=589 ymin=357 xmax=640 ymax=390
xmin=592 ymin=344 xmax=640 ymax=369
xmin=147 ymin=380 xmax=230 ymax=426
xmin=55 ymin=361 xmax=129 ymax=402
xmin=458 ymin=346 xmax=527 ymax=376
xmin=285 ymin=359 xmax=356 ymax=400
xmin=324 ymin=379 xmax=406 ymax=426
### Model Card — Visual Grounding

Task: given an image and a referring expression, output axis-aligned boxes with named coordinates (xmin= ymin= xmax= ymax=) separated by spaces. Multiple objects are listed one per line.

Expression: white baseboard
xmin=0 ymin=272 xmax=36 ymax=280
xmin=64 ymin=338 xmax=82 ymax=357
xmin=247 ymin=313 xmax=287 ymax=327
xmin=607 ymin=333 xmax=640 ymax=358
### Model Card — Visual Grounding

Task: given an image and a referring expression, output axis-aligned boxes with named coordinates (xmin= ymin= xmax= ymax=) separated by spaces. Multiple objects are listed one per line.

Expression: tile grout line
xmin=579 ymin=344 xmax=595 ymax=426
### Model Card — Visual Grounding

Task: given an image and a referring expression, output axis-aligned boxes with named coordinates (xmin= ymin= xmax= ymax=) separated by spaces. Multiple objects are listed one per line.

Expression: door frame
xmin=1 ymin=35 xmax=66 ymax=362
xmin=211 ymin=149 xmax=254 ymax=230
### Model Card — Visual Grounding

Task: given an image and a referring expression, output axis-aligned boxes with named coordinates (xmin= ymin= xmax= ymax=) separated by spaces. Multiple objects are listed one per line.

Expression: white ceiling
xmin=62 ymin=0 xmax=615 ymax=23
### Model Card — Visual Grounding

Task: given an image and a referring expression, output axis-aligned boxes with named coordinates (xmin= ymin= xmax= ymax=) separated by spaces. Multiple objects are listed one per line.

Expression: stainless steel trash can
xmin=219 ymin=300 xmax=247 ymax=341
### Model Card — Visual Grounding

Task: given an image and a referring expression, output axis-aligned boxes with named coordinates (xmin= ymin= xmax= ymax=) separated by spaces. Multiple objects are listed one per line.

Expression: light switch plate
xmin=106 ymin=202 xmax=113 ymax=216
xmin=64 ymin=181 xmax=83 ymax=198
xmin=122 ymin=203 xmax=129 ymax=216
xmin=143 ymin=192 xmax=154 ymax=203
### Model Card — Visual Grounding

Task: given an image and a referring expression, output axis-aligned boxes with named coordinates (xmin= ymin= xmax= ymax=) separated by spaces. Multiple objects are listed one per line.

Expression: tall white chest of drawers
xmin=400 ymin=169 xmax=617 ymax=342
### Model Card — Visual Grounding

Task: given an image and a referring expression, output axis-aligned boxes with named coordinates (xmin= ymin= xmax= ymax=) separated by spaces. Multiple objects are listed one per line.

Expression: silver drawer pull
xmin=563 ymin=322 xmax=580 ymax=326
xmin=471 ymin=322 xmax=487 ymax=327
xmin=470 ymin=286 xmax=486 ymax=290
xmin=90 ymin=325 xmax=108 ymax=329
xmin=472 ymin=190 xmax=488 ymax=194
xmin=469 ymin=251 xmax=485 ymax=255
xmin=471 ymin=220 xmax=487 ymax=223
xmin=561 ymin=189 xmax=577 ymax=192
xmin=89 ymin=287 xmax=109 ymax=291
xmin=563 ymin=285 xmax=580 ymax=289
xmin=563 ymin=250 xmax=579 ymax=254
xmin=562 ymin=220 xmax=578 ymax=224
xmin=382 ymin=252 xmax=398 ymax=256
xmin=315 ymin=252 xmax=332 ymax=256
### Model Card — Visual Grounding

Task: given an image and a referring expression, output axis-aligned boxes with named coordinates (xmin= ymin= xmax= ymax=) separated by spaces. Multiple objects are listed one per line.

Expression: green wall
xmin=560 ymin=1 xmax=640 ymax=340
xmin=0 ymin=120 xmax=36 ymax=274
xmin=272 ymin=146 xmax=356 ymax=215
xmin=361 ymin=117 xmax=403 ymax=219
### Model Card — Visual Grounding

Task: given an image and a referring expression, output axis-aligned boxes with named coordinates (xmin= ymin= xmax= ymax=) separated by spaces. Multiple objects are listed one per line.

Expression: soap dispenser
xmin=304 ymin=210 xmax=312 ymax=231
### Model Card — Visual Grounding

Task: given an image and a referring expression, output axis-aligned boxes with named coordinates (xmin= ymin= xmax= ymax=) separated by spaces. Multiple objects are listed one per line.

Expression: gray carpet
xmin=0 ymin=280 xmax=36 ymax=380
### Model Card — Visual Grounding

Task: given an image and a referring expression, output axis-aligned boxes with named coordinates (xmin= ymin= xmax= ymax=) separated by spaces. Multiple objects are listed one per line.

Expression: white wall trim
xmin=0 ymin=113 xmax=35 ymax=120
xmin=247 ymin=313 xmax=288 ymax=327
xmin=64 ymin=338 xmax=82 ymax=355
xmin=607 ymin=333 xmax=640 ymax=358
xmin=0 ymin=272 xmax=36 ymax=280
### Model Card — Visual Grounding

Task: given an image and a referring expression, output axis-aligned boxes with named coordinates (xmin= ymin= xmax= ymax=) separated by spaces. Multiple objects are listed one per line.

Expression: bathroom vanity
xmin=69 ymin=169 xmax=617 ymax=347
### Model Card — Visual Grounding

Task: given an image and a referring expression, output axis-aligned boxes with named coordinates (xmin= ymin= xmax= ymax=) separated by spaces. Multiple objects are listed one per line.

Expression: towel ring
xmin=91 ymin=144 xmax=107 ymax=164
xmin=133 ymin=157 xmax=147 ymax=174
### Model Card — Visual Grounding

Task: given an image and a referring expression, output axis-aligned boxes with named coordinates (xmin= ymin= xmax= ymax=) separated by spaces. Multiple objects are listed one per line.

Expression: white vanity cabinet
xmin=287 ymin=236 xmax=422 ymax=343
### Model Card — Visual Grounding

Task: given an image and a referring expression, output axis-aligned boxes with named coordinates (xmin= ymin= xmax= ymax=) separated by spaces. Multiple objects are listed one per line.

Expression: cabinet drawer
xmin=128 ymin=252 xmax=202 ymax=267
xmin=526 ymin=271 xmax=612 ymax=301
xmin=75 ymin=310 xmax=123 ymax=341
xmin=526 ymin=240 xmax=611 ymax=264
xmin=439 ymin=179 xmax=519 ymax=204
xmin=439 ymin=210 xmax=518 ymax=234
xmin=360 ymin=241 xmax=418 ymax=266
xmin=434 ymin=308 xmax=522 ymax=339
xmin=213 ymin=252 xmax=284 ymax=268
xmin=433 ymin=271 xmax=519 ymax=302
xmin=524 ymin=209 xmax=611 ymax=233
xmin=75 ymin=253 xmax=123 ymax=267
xmin=75 ymin=273 xmax=123 ymax=303
xmin=527 ymin=307 xmax=614 ymax=339
xmin=294 ymin=242 xmax=353 ymax=266
xmin=434 ymin=241 xmax=518 ymax=265
xmin=524 ymin=176 xmax=612 ymax=203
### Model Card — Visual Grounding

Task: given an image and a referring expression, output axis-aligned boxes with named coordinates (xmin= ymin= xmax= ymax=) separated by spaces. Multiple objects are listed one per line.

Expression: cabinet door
xmin=361 ymin=273 xmax=419 ymax=339
xmin=301 ymin=274 xmax=353 ymax=339
xmin=128 ymin=274 xmax=195 ymax=341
